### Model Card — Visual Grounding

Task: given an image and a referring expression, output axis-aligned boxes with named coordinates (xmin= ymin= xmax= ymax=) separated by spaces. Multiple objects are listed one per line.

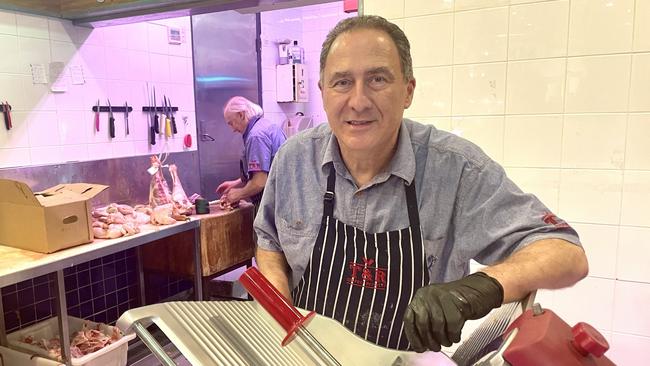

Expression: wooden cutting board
xmin=142 ymin=203 xmax=255 ymax=277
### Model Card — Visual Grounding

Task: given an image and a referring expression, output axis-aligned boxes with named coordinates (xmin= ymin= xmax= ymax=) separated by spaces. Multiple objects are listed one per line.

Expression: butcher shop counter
xmin=141 ymin=202 xmax=256 ymax=297
xmin=0 ymin=219 xmax=202 ymax=366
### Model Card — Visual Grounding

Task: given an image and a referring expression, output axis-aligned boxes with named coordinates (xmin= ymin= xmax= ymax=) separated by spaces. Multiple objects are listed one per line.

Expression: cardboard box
xmin=0 ymin=179 xmax=108 ymax=253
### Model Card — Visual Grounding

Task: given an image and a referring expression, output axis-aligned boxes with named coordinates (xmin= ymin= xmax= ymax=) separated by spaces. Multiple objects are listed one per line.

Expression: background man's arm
xmin=225 ymin=171 xmax=268 ymax=203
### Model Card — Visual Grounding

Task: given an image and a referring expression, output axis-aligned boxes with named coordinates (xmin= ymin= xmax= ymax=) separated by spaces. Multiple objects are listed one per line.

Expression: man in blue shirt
xmin=254 ymin=16 xmax=588 ymax=353
xmin=217 ymin=96 xmax=286 ymax=208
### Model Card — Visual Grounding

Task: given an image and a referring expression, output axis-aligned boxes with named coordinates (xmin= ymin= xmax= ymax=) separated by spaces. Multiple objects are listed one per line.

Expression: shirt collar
xmin=243 ymin=115 xmax=261 ymax=140
xmin=322 ymin=121 xmax=416 ymax=185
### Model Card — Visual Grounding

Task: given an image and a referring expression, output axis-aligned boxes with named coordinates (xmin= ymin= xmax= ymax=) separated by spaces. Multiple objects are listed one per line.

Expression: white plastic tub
xmin=7 ymin=316 xmax=135 ymax=366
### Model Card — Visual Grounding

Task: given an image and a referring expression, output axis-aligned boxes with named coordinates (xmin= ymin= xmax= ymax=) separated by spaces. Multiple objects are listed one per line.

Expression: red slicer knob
xmin=571 ymin=322 xmax=609 ymax=357
xmin=239 ymin=267 xmax=316 ymax=346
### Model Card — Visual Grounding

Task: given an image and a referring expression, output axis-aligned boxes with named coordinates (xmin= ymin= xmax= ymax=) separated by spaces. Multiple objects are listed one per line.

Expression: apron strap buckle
xmin=324 ymin=191 xmax=335 ymax=201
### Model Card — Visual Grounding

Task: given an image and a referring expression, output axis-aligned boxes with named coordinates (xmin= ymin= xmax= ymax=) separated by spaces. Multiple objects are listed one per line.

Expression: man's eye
xmin=333 ymin=79 xmax=351 ymax=87
xmin=370 ymin=76 xmax=387 ymax=84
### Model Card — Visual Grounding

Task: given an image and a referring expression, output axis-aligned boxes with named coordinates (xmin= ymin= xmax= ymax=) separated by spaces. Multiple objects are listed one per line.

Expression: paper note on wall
xmin=30 ymin=63 xmax=47 ymax=84
xmin=49 ymin=62 xmax=68 ymax=93
xmin=70 ymin=65 xmax=85 ymax=85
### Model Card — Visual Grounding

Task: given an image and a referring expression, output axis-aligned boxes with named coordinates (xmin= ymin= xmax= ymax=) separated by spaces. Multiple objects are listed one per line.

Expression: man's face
xmin=320 ymin=28 xmax=415 ymax=157
xmin=224 ymin=110 xmax=247 ymax=133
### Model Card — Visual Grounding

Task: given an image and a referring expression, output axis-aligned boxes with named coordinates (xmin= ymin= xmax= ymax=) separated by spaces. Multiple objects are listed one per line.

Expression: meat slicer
xmin=116 ymin=268 xmax=615 ymax=366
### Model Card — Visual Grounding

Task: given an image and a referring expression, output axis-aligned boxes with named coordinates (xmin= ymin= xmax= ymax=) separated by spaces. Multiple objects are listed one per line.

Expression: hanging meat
xmin=149 ymin=155 xmax=173 ymax=207
xmin=169 ymin=164 xmax=193 ymax=215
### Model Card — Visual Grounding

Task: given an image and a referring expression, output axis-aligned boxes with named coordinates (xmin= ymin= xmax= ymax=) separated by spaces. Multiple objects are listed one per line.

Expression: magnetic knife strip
xmin=116 ymin=301 xmax=457 ymax=366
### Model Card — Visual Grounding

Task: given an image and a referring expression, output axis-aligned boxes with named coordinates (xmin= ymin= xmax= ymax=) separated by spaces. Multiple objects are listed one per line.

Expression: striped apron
xmin=291 ymin=167 xmax=429 ymax=350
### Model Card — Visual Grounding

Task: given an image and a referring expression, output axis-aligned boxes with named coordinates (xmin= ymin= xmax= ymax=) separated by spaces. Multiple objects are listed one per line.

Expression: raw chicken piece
xmin=151 ymin=204 xmax=177 ymax=225
xmin=149 ymin=156 xmax=173 ymax=207
xmin=169 ymin=164 xmax=193 ymax=215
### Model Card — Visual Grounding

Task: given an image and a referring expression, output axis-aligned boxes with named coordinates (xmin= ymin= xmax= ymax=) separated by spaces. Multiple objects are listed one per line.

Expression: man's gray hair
xmin=319 ymin=15 xmax=413 ymax=83
xmin=223 ymin=96 xmax=263 ymax=120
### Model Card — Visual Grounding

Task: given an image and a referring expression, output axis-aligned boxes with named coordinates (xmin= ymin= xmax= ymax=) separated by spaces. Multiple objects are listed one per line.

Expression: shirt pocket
xmin=277 ymin=216 xmax=320 ymax=239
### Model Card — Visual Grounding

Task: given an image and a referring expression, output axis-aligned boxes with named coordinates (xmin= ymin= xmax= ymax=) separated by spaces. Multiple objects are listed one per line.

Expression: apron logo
xmin=345 ymin=257 xmax=387 ymax=290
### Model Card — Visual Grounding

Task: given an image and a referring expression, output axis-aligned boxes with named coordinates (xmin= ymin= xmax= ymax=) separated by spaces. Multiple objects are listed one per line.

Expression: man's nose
xmin=348 ymin=83 xmax=372 ymax=112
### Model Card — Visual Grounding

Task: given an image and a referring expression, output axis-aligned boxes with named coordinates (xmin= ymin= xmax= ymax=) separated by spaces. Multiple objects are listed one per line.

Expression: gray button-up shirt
xmin=255 ymin=119 xmax=580 ymax=288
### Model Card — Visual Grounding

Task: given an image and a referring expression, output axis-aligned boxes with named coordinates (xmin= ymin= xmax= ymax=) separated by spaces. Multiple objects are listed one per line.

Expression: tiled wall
xmin=0 ymin=11 xmax=197 ymax=169
xmin=364 ymin=0 xmax=650 ymax=363
xmin=2 ymin=247 xmax=192 ymax=333
xmin=259 ymin=2 xmax=354 ymax=128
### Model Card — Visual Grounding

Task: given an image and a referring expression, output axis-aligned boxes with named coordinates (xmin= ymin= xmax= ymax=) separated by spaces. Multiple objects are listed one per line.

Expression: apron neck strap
xmin=323 ymin=166 xmax=421 ymax=229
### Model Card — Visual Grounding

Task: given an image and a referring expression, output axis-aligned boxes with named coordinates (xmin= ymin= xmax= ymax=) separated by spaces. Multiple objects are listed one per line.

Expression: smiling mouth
xmin=346 ymin=120 xmax=373 ymax=126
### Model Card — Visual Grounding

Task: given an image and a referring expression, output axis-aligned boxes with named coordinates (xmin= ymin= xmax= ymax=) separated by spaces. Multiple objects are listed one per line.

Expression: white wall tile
xmin=168 ymin=56 xmax=193 ymax=85
xmin=571 ymin=223 xmax=618 ymax=279
xmin=59 ymin=144 xmax=88 ymax=163
xmin=147 ymin=23 xmax=169 ymax=56
xmin=102 ymin=23 xmax=129 ymax=50
xmin=0 ymin=148 xmax=30 ymax=168
xmin=87 ymin=143 xmax=113 ymax=161
xmin=505 ymin=168 xmax=560 ymax=212
xmin=617 ymin=226 xmax=650 ymax=283
xmin=127 ymin=50 xmax=151 ymax=82
xmin=50 ymin=40 xmax=77 ymax=65
xmin=452 ymin=62 xmax=506 ymax=115
xmin=559 ymin=169 xmax=622 ymax=224
xmin=0 ymin=10 xmax=17 ymax=35
xmin=58 ymin=111 xmax=88 ymax=145
xmin=16 ymin=36 xmax=50 ymax=75
xmin=0 ymin=34 xmax=19 ymax=73
xmin=0 ymin=111 xmax=30 ymax=148
xmin=505 ymin=58 xmax=566 ymax=114
xmin=26 ymin=111 xmax=59 ymax=146
xmin=47 ymin=19 xmax=75 ymax=43
xmin=78 ymin=43 xmax=107 ymax=80
xmin=111 ymin=141 xmax=136 ymax=158
xmin=613 ymin=281 xmax=650 ymax=336
xmin=625 ymin=114 xmax=650 ymax=170
xmin=629 ymin=53 xmax=650 ymax=112
xmin=552 ymin=277 xmax=615 ymax=331
xmin=124 ymin=22 xmax=149 ymax=52
xmin=405 ymin=0 xmax=454 ymax=16
xmin=19 ymin=76 xmax=56 ymax=112
xmin=454 ymin=0 xmax=509 ymax=11
xmin=417 ymin=117 xmax=452 ymax=132
xmin=568 ymin=0 xmax=634 ymax=56
xmin=149 ymin=53 xmax=170 ymax=83
xmin=404 ymin=14 xmax=453 ymax=67
xmin=620 ymin=171 xmax=650 ymax=227
xmin=609 ymin=332 xmax=650 ymax=365
xmin=30 ymin=146 xmax=62 ymax=166
xmin=561 ymin=114 xmax=626 ymax=169
xmin=508 ymin=0 xmax=569 ymax=60
xmin=363 ymin=0 xmax=404 ymax=18
xmin=453 ymin=7 xmax=508 ymax=64
xmin=15 ymin=14 xmax=48 ymax=39
xmin=105 ymin=46 xmax=130 ymax=80
xmin=503 ymin=115 xmax=562 ymax=168
xmin=565 ymin=55 xmax=631 ymax=113
xmin=406 ymin=66 xmax=452 ymax=117
xmin=634 ymin=0 xmax=650 ymax=52
xmin=450 ymin=116 xmax=504 ymax=162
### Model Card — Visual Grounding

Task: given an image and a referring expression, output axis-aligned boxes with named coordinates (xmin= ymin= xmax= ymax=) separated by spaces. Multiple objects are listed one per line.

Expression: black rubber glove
xmin=403 ymin=272 xmax=504 ymax=352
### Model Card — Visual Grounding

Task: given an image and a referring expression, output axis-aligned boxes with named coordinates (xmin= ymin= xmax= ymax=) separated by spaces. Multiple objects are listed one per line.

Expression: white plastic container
xmin=7 ymin=317 xmax=136 ymax=366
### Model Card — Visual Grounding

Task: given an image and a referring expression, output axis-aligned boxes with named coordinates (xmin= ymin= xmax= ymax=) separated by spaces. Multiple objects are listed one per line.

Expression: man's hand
xmin=403 ymin=272 xmax=504 ymax=352
xmin=216 ymin=179 xmax=240 ymax=195
xmin=222 ymin=188 xmax=243 ymax=206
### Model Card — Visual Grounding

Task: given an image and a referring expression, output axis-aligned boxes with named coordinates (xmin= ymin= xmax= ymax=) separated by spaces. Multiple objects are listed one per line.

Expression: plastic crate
xmin=7 ymin=316 xmax=136 ymax=366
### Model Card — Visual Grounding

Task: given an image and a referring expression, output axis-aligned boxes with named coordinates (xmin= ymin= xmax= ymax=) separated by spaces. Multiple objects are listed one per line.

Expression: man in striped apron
xmin=254 ymin=15 xmax=588 ymax=352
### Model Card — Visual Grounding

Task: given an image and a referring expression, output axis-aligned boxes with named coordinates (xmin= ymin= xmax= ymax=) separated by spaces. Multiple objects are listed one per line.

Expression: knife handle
xmin=154 ymin=115 xmax=159 ymax=134
xmin=171 ymin=116 xmax=177 ymax=134
xmin=109 ymin=117 xmax=115 ymax=138
xmin=150 ymin=125 xmax=156 ymax=145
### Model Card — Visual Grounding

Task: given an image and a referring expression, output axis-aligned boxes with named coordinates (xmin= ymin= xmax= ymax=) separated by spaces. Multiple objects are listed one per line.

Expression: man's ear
xmin=318 ymin=80 xmax=323 ymax=92
xmin=404 ymin=78 xmax=416 ymax=109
